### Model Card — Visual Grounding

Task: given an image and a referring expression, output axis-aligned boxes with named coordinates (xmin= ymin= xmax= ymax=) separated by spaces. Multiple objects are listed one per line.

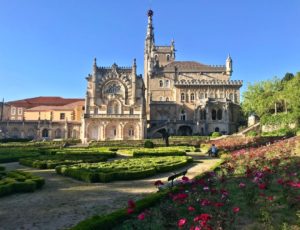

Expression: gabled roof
xmin=7 ymin=97 xmax=84 ymax=108
xmin=162 ymin=61 xmax=226 ymax=73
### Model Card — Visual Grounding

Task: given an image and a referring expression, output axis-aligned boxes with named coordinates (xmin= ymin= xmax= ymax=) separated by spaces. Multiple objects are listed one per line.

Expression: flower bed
xmin=56 ymin=156 xmax=193 ymax=183
xmin=80 ymin=136 xmax=299 ymax=229
xmin=0 ymin=168 xmax=45 ymax=197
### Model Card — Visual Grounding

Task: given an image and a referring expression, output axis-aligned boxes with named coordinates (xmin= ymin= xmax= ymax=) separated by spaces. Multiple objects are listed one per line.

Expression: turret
xmin=171 ymin=39 xmax=176 ymax=59
xmin=132 ymin=58 xmax=137 ymax=104
xmin=226 ymin=54 xmax=233 ymax=76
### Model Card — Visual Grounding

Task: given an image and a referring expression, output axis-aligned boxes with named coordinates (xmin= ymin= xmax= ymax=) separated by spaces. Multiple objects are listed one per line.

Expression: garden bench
xmin=168 ymin=169 xmax=187 ymax=187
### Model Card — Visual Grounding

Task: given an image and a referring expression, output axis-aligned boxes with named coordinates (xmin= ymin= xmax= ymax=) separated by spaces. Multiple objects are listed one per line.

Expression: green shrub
xmin=0 ymin=166 xmax=5 ymax=171
xmin=246 ymin=130 xmax=258 ymax=137
xmin=144 ymin=140 xmax=154 ymax=148
xmin=0 ymin=170 xmax=45 ymax=197
xmin=56 ymin=156 xmax=192 ymax=183
xmin=211 ymin=132 xmax=222 ymax=138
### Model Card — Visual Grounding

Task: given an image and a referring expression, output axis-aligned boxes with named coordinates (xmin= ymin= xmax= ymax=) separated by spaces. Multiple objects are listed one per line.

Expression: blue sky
xmin=0 ymin=0 xmax=299 ymax=101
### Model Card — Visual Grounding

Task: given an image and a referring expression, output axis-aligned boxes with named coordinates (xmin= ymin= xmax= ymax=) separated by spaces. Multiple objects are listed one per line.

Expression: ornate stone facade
xmin=144 ymin=10 xmax=242 ymax=137
xmin=81 ymin=59 xmax=146 ymax=142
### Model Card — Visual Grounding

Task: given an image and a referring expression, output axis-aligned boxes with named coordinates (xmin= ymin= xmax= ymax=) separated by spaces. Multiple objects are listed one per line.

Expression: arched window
xmin=55 ymin=129 xmax=62 ymax=138
xmin=108 ymin=101 xmax=120 ymax=114
xmin=200 ymin=93 xmax=204 ymax=99
xmin=42 ymin=129 xmax=48 ymax=138
xmin=180 ymin=110 xmax=186 ymax=121
xmin=212 ymin=109 xmax=217 ymax=120
xmin=166 ymin=54 xmax=170 ymax=61
xmin=155 ymin=55 xmax=158 ymax=60
xmin=159 ymin=80 xmax=163 ymax=87
xmin=181 ymin=93 xmax=185 ymax=101
xmin=229 ymin=93 xmax=234 ymax=101
xmin=165 ymin=80 xmax=170 ymax=88
xmin=217 ymin=109 xmax=222 ymax=120
xmin=190 ymin=93 xmax=195 ymax=102
xmin=94 ymin=107 xmax=98 ymax=115
xmin=215 ymin=127 xmax=220 ymax=132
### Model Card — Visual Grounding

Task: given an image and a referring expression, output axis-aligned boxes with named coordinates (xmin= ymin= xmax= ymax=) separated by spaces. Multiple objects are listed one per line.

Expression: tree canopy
xmin=242 ymin=72 xmax=300 ymax=126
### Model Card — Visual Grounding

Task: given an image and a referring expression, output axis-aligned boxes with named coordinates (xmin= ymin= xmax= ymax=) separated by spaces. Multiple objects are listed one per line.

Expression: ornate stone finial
xmin=133 ymin=58 xmax=136 ymax=67
xmin=93 ymin=58 xmax=97 ymax=66
xmin=147 ymin=9 xmax=153 ymax=17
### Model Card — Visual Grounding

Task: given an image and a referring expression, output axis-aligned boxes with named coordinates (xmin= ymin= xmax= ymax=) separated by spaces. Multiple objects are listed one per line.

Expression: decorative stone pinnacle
xmin=148 ymin=9 xmax=153 ymax=17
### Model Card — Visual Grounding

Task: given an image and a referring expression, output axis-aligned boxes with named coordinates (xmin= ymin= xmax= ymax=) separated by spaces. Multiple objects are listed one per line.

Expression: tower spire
xmin=146 ymin=9 xmax=155 ymax=44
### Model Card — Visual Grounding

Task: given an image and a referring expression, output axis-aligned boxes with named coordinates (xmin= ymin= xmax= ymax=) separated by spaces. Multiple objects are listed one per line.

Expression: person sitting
xmin=208 ymin=144 xmax=218 ymax=157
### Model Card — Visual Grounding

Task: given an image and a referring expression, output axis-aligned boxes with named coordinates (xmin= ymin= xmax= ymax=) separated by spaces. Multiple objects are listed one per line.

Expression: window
xmin=159 ymin=80 xmax=163 ymax=87
xmin=130 ymin=108 xmax=134 ymax=115
xmin=60 ymin=113 xmax=65 ymax=120
xmin=180 ymin=110 xmax=186 ymax=121
xmin=17 ymin=108 xmax=22 ymax=115
xmin=229 ymin=93 xmax=234 ymax=101
xmin=94 ymin=108 xmax=98 ymax=115
xmin=200 ymin=93 xmax=204 ymax=99
xmin=166 ymin=97 xmax=169 ymax=102
xmin=234 ymin=94 xmax=238 ymax=103
xmin=181 ymin=93 xmax=185 ymax=101
xmin=42 ymin=129 xmax=49 ymax=138
xmin=113 ymin=128 xmax=117 ymax=136
xmin=129 ymin=127 xmax=134 ymax=136
xmin=160 ymin=96 xmax=163 ymax=101
xmin=212 ymin=109 xmax=217 ymax=120
xmin=165 ymin=80 xmax=170 ymax=88
xmin=11 ymin=107 xmax=16 ymax=115
xmin=190 ymin=93 xmax=195 ymax=102
xmin=200 ymin=109 xmax=206 ymax=120
xmin=155 ymin=55 xmax=158 ymax=60
xmin=217 ymin=109 xmax=222 ymax=120
xmin=205 ymin=93 xmax=208 ymax=98
xmin=166 ymin=54 xmax=170 ymax=61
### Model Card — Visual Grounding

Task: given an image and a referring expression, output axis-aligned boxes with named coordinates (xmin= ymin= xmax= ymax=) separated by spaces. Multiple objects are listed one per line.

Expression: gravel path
xmin=0 ymin=154 xmax=220 ymax=230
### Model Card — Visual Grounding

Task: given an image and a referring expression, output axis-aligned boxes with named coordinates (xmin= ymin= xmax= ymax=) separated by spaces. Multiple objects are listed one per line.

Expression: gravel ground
xmin=0 ymin=154 xmax=220 ymax=230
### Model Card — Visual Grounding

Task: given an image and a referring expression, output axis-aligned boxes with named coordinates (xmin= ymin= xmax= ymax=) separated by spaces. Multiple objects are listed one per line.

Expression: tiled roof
xmin=26 ymin=100 xmax=84 ymax=112
xmin=7 ymin=97 xmax=84 ymax=108
xmin=162 ymin=61 xmax=226 ymax=72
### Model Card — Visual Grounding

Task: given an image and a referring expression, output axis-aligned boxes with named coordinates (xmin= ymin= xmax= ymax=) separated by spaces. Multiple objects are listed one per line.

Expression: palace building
xmin=0 ymin=10 xmax=242 ymax=142
xmin=81 ymin=10 xmax=242 ymax=142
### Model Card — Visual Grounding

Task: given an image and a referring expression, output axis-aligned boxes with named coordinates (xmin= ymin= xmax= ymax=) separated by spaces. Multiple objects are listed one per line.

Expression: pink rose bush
xmin=119 ymin=136 xmax=300 ymax=229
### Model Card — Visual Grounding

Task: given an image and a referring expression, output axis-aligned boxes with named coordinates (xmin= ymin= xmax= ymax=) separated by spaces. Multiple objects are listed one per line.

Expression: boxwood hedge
xmin=56 ymin=156 xmax=193 ymax=183
xmin=0 ymin=170 xmax=45 ymax=197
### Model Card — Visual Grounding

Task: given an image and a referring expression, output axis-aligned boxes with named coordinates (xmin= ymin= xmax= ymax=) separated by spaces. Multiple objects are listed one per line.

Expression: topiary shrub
xmin=144 ymin=140 xmax=154 ymax=148
xmin=211 ymin=132 xmax=222 ymax=138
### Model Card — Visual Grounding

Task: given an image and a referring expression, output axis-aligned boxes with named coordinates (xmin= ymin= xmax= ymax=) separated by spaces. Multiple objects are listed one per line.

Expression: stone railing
xmin=84 ymin=114 xmax=140 ymax=119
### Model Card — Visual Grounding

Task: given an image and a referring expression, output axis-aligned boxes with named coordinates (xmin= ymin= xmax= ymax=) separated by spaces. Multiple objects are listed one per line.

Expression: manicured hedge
xmin=56 ymin=156 xmax=193 ymax=183
xmin=132 ymin=150 xmax=186 ymax=157
xmin=0 ymin=170 xmax=45 ymax=197
xmin=119 ymin=146 xmax=195 ymax=156
xmin=0 ymin=147 xmax=41 ymax=163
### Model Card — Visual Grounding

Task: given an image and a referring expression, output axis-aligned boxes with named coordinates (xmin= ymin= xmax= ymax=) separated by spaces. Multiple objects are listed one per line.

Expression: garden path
xmin=0 ymin=153 xmax=221 ymax=230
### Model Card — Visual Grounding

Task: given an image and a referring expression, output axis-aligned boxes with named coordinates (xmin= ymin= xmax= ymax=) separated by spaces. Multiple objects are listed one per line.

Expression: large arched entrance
xmin=177 ymin=126 xmax=192 ymax=136
xmin=42 ymin=129 xmax=49 ymax=138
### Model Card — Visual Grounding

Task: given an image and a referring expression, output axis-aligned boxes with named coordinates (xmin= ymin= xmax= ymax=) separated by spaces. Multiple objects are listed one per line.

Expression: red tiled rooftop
xmin=7 ymin=97 xmax=84 ymax=108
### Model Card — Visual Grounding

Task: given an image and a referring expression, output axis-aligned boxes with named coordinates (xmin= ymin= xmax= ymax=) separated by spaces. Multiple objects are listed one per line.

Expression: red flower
xmin=138 ymin=212 xmax=145 ymax=220
xmin=154 ymin=180 xmax=164 ymax=186
xmin=267 ymin=196 xmax=274 ymax=201
xmin=258 ymin=183 xmax=267 ymax=190
xmin=194 ymin=214 xmax=211 ymax=222
xmin=127 ymin=208 xmax=134 ymax=214
xmin=182 ymin=176 xmax=190 ymax=181
xmin=213 ymin=202 xmax=224 ymax=207
xmin=277 ymin=178 xmax=284 ymax=185
xmin=233 ymin=207 xmax=240 ymax=213
xmin=200 ymin=199 xmax=211 ymax=206
xmin=287 ymin=181 xmax=300 ymax=188
xmin=128 ymin=199 xmax=136 ymax=209
xmin=239 ymin=182 xmax=246 ymax=188
xmin=178 ymin=218 xmax=187 ymax=228
xmin=173 ymin=193 xmax=188 ymax=201
xmin=188 ymin=206 xmax=196 ymax=211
